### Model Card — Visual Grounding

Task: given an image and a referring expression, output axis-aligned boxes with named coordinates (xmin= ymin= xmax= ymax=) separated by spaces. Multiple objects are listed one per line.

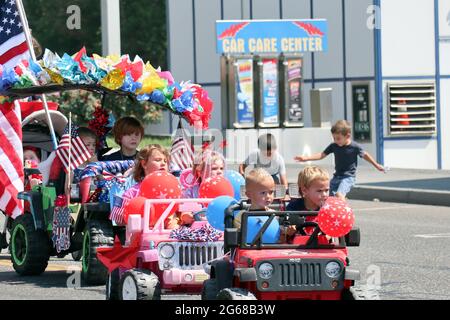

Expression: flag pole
xmin=15 ymin=0 xmax=58 ymax=150
xmin=67 ymin=112 xmax=72 ymax=204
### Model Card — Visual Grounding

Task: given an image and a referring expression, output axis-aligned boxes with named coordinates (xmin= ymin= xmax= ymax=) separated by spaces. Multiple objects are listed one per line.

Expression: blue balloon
xmin=206 ymin=196 xmax=237 ymax=231
xmin=246 ymin=216 xmax=280 ymax=244
xmin=224 ymin=170 xmax=245 ymax=200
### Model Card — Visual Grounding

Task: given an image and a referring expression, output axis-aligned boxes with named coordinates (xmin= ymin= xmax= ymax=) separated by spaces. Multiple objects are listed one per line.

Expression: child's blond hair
xmin=298 ymin=166 xmax=330 ymax=191
xmin=331 ymin=120 xmax=351 ymax=136
xmin=245 ymin=168 xmax=273 ymax=189
xmin=193 ymin=150 xmax=225 ymax=182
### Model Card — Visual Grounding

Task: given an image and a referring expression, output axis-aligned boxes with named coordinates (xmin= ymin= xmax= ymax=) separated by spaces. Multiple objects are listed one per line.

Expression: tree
xmin=22 ymin=0 xmax=167 ymax=124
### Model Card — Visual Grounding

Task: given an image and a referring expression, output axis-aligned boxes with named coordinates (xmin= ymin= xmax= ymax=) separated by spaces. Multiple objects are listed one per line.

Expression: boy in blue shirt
xmin=294 ymin=120 xmax=384 ymax=200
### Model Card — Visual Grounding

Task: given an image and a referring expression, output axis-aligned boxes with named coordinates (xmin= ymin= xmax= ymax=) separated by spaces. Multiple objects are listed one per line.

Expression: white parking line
xmin=414 ymin=233 xmax=450 ymax=239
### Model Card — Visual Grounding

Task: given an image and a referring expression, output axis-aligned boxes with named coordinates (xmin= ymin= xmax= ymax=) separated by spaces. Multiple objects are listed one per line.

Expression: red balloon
xmin=317 ymin=197 xmax=355 ymax=237
xmin=123 ymin=196 xmax=147 ymax=224
xmin=139 ymin=171 xmax=182 ymax=226
xmin=198 ymin=176 xmax=234 ymax=199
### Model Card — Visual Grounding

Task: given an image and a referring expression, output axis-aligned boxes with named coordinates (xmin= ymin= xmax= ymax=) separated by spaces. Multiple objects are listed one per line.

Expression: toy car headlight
xmin=325 ymin=261 xmax=342 ymax=278
xmin=258 ymin=262 xmax=274 ymax=280
xmin=160 ymin=244 xmax=175 ymax=259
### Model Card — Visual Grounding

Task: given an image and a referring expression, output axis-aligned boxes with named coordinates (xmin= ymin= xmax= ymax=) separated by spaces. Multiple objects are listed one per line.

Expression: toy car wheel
xmin=201 ymin=279 xmax=218 ymax=300
xmin=106 ymin=268 xmax=120 ymax=300
xmin=119 ymin=269 xmax=161 ymax=300
xmin=81 ymin=220 xmax=114 ymax=285
xmin=216 ymin=288 xmax=257 ymax=300
xmin=9 ymin=213 xmax=50 ymax=275
xmin=342 ymin=286 xmax=380 ymax=300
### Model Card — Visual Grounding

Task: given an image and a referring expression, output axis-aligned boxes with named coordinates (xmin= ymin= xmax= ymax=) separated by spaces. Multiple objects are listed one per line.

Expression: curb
xmin=349 ymin=185 xmax=450 ymax=207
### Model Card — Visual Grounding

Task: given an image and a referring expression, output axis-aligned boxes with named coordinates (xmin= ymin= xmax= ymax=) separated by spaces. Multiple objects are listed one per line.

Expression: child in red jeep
xmin=286 ymin=165 xmax=330 ymax=236
xmin=234 ymin=168 xmax=296 ymax=241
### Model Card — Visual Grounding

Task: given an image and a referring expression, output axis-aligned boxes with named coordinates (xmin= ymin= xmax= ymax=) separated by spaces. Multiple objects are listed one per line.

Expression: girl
xmin=181 ymin=150 xmax=225 ymax=198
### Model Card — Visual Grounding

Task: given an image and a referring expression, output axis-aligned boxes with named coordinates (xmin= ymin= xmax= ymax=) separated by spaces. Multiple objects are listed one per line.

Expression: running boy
xmin=294 ymin=120 xmax=384 ymax=200
xmin=239 ymin=133 xmax=287 ymax=188
xmin=101 ymin=116 xmax=144 ymax=161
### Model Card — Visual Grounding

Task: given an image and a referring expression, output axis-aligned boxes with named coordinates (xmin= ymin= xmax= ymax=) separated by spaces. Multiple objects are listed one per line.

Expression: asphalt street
xmin=1 ymin=199 xmax=449 ymax=300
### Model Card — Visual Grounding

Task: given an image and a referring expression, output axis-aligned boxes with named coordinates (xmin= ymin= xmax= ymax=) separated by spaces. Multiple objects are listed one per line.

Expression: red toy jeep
xmin=201 ymin=203 xmax=361 ymax=300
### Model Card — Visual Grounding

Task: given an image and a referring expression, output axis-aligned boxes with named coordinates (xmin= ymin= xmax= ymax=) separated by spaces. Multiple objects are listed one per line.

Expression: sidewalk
xmin=230 ymin=163 xmax=450 ymax=207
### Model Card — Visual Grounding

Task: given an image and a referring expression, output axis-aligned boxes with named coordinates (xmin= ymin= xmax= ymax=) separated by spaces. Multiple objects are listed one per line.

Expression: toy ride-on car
xmin=202 ymin=203 xmax=361 ymax=300
xmin=97 ymin=198 xmax=224 ymax=300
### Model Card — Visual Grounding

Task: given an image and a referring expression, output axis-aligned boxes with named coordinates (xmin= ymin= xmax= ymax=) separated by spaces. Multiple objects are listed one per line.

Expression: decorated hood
xmin=0 ymin=47 xmax=213 ymax=129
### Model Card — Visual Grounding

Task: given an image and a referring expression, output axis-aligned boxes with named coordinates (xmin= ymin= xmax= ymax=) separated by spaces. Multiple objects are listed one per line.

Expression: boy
xmin=234 ymin=168 xmax=296 ymax=239
xmin=294 ymin=120 xmax=384 ymax=200
xmin=101 ymin=116 xmax=144 ymax=161
xmin=239 ymin=133 xmax=287 ymax=188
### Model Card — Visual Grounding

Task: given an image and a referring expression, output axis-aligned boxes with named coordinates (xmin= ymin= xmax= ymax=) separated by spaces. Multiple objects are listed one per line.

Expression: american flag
xmin=0 ymin=0 xmax=31 ymax=69
xmin=52 ymin=206 xmax=71 ymax=253
xmin=0 ymin=101 xmax=23 ymax=218
xmin=170 ymin=120 xmax=194 ymax=171
xmin=56 ymin=124 xmax=91 ymax=173
xmin=110 ymin=183 xmax=139 ymax=225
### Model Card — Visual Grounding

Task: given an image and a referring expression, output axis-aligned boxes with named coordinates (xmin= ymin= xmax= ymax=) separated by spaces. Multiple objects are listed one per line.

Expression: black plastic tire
xmin=9 ymin=213 xmax=50 ymax=275
xmin=81 ymin=220 xmax=114 ymax=285
xmin=201 ymin=279 xmax=218 ymax=300
xmin=217 ymin=288 xmax=257 ymax=300
xmin=119 ymin=269 xmax=161 ymax=300
xmin=106 ymin=268 xmax=120 ymax=300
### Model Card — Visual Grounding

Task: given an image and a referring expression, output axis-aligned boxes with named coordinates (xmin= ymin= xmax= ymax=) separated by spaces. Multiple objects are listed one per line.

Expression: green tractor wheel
xmin=81 ymin=220 xmax=114 ymax=285
xmin=10 ymin=213 xmax=50 ymax=275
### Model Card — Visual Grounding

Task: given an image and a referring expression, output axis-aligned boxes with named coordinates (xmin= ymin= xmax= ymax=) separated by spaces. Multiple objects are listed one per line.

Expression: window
xmin=387 ymin=82 xmax=436 ymax=136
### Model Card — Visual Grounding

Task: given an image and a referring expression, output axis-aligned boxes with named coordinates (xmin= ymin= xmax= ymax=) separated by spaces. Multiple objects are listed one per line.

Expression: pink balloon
xmin=317 ymin=197 xmax=355 ymax=237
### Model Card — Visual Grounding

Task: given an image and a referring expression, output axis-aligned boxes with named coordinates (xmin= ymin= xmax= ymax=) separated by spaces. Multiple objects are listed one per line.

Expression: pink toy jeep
xmin=97 ymin=198 xmax=224 ymax=300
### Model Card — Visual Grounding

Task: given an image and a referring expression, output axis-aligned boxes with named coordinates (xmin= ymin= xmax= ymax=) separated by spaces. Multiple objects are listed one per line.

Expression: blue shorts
xmin=330 ymin=176 xmax=355 ymax=197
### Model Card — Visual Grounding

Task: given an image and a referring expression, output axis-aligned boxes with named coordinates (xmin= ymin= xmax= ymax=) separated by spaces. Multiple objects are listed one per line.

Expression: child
xmin=181 ymin=150 xmax=225 ymax=198
xmin=239 ymin=133 xmax=287 ymax=188
xmin=234 ymin=168 xmax=296 ymax=239
xmin=23 ymin=146 xmax=43 ymax=190
xmin=101 ymin=116 xmax=144 ymax=161
xmin=23 ymin=146 xmax=41 ymax=164
xmin=286 ymin=166 xmax=330 ymax=235
xmin=294 ymin=120 xmax=384 ymax=200
xmin=113 ymin=144 xmax=170 ymax=225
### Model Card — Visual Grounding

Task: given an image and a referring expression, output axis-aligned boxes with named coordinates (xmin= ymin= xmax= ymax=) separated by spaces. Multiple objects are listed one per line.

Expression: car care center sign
xmin=216 ymin=19 xmax=328 ymax=54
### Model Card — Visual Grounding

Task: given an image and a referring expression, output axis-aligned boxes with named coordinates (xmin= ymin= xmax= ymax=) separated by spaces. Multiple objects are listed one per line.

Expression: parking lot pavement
xmin=1 ymin=199 xmax=450 ymax=300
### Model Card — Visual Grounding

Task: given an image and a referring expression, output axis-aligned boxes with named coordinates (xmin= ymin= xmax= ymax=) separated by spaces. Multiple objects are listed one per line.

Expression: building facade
xmin=157 ymin=0 xmax=449 ymax=170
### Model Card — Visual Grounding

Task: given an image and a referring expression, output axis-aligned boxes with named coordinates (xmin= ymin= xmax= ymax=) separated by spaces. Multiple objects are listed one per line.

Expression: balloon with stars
xmin=317 ymin=197 xmax=355 ymax=237
xmin=199 ymin=175 xmax=234 ymax=199
xmin=139 ymin=171 xmax=182 ymax=224
xmin=224 ymin=170 xmax=245 ymax=200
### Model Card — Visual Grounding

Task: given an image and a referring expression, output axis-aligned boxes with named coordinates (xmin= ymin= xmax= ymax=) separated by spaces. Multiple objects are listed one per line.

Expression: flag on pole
xmin=56 ymin=124 xmax=91 ymax=173
xmin=169 ymin=120 xmax=194 ymax=171
xmin=0 ymin=101 xmax=24 ymax=218
xmin=0 ymin=0 xmax=31 ymax=69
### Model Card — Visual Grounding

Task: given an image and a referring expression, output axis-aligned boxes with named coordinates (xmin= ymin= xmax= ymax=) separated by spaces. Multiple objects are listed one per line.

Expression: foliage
xmin=47 ymin=91 xmax=163 ymax=126
xmin=21 ymin=0 xmax=168 ymax=125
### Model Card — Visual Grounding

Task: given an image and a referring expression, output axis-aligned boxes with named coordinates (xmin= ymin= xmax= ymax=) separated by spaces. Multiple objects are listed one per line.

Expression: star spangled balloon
xmin=317 ymin=197 xmax=355 ymax=237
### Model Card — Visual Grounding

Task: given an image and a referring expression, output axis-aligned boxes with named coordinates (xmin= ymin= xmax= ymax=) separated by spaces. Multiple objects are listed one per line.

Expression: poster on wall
xmin=262 ymin=58 xmax=279 ymax=124
xmin=235 ymin=59 xmax=255 ymax=124
xmin=352 ymin=84 xmax=371 ymax=142
xmin=287 ymin=58 xmax=303 ymax=122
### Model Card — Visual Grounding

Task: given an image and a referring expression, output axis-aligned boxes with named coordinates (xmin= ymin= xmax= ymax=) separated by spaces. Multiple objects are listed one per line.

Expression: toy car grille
xmin=278 ymin=262 xmax=322 ymax=287
xmin=158 ymin=242 xmax=224 ymax=270
xmin=178 ymin=243 xmax=222 ymax=267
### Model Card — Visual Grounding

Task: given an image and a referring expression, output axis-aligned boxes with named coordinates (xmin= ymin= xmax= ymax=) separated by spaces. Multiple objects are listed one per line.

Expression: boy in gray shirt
xmin=294 ymin=120 xmax=384 ymax=200
xmin=239 ymin=133 xmax=288 ymax=188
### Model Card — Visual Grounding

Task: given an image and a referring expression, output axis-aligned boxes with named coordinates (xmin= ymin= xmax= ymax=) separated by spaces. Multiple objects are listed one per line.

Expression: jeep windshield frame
xmin=237 ymin=211 xmax=347 ymax=250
